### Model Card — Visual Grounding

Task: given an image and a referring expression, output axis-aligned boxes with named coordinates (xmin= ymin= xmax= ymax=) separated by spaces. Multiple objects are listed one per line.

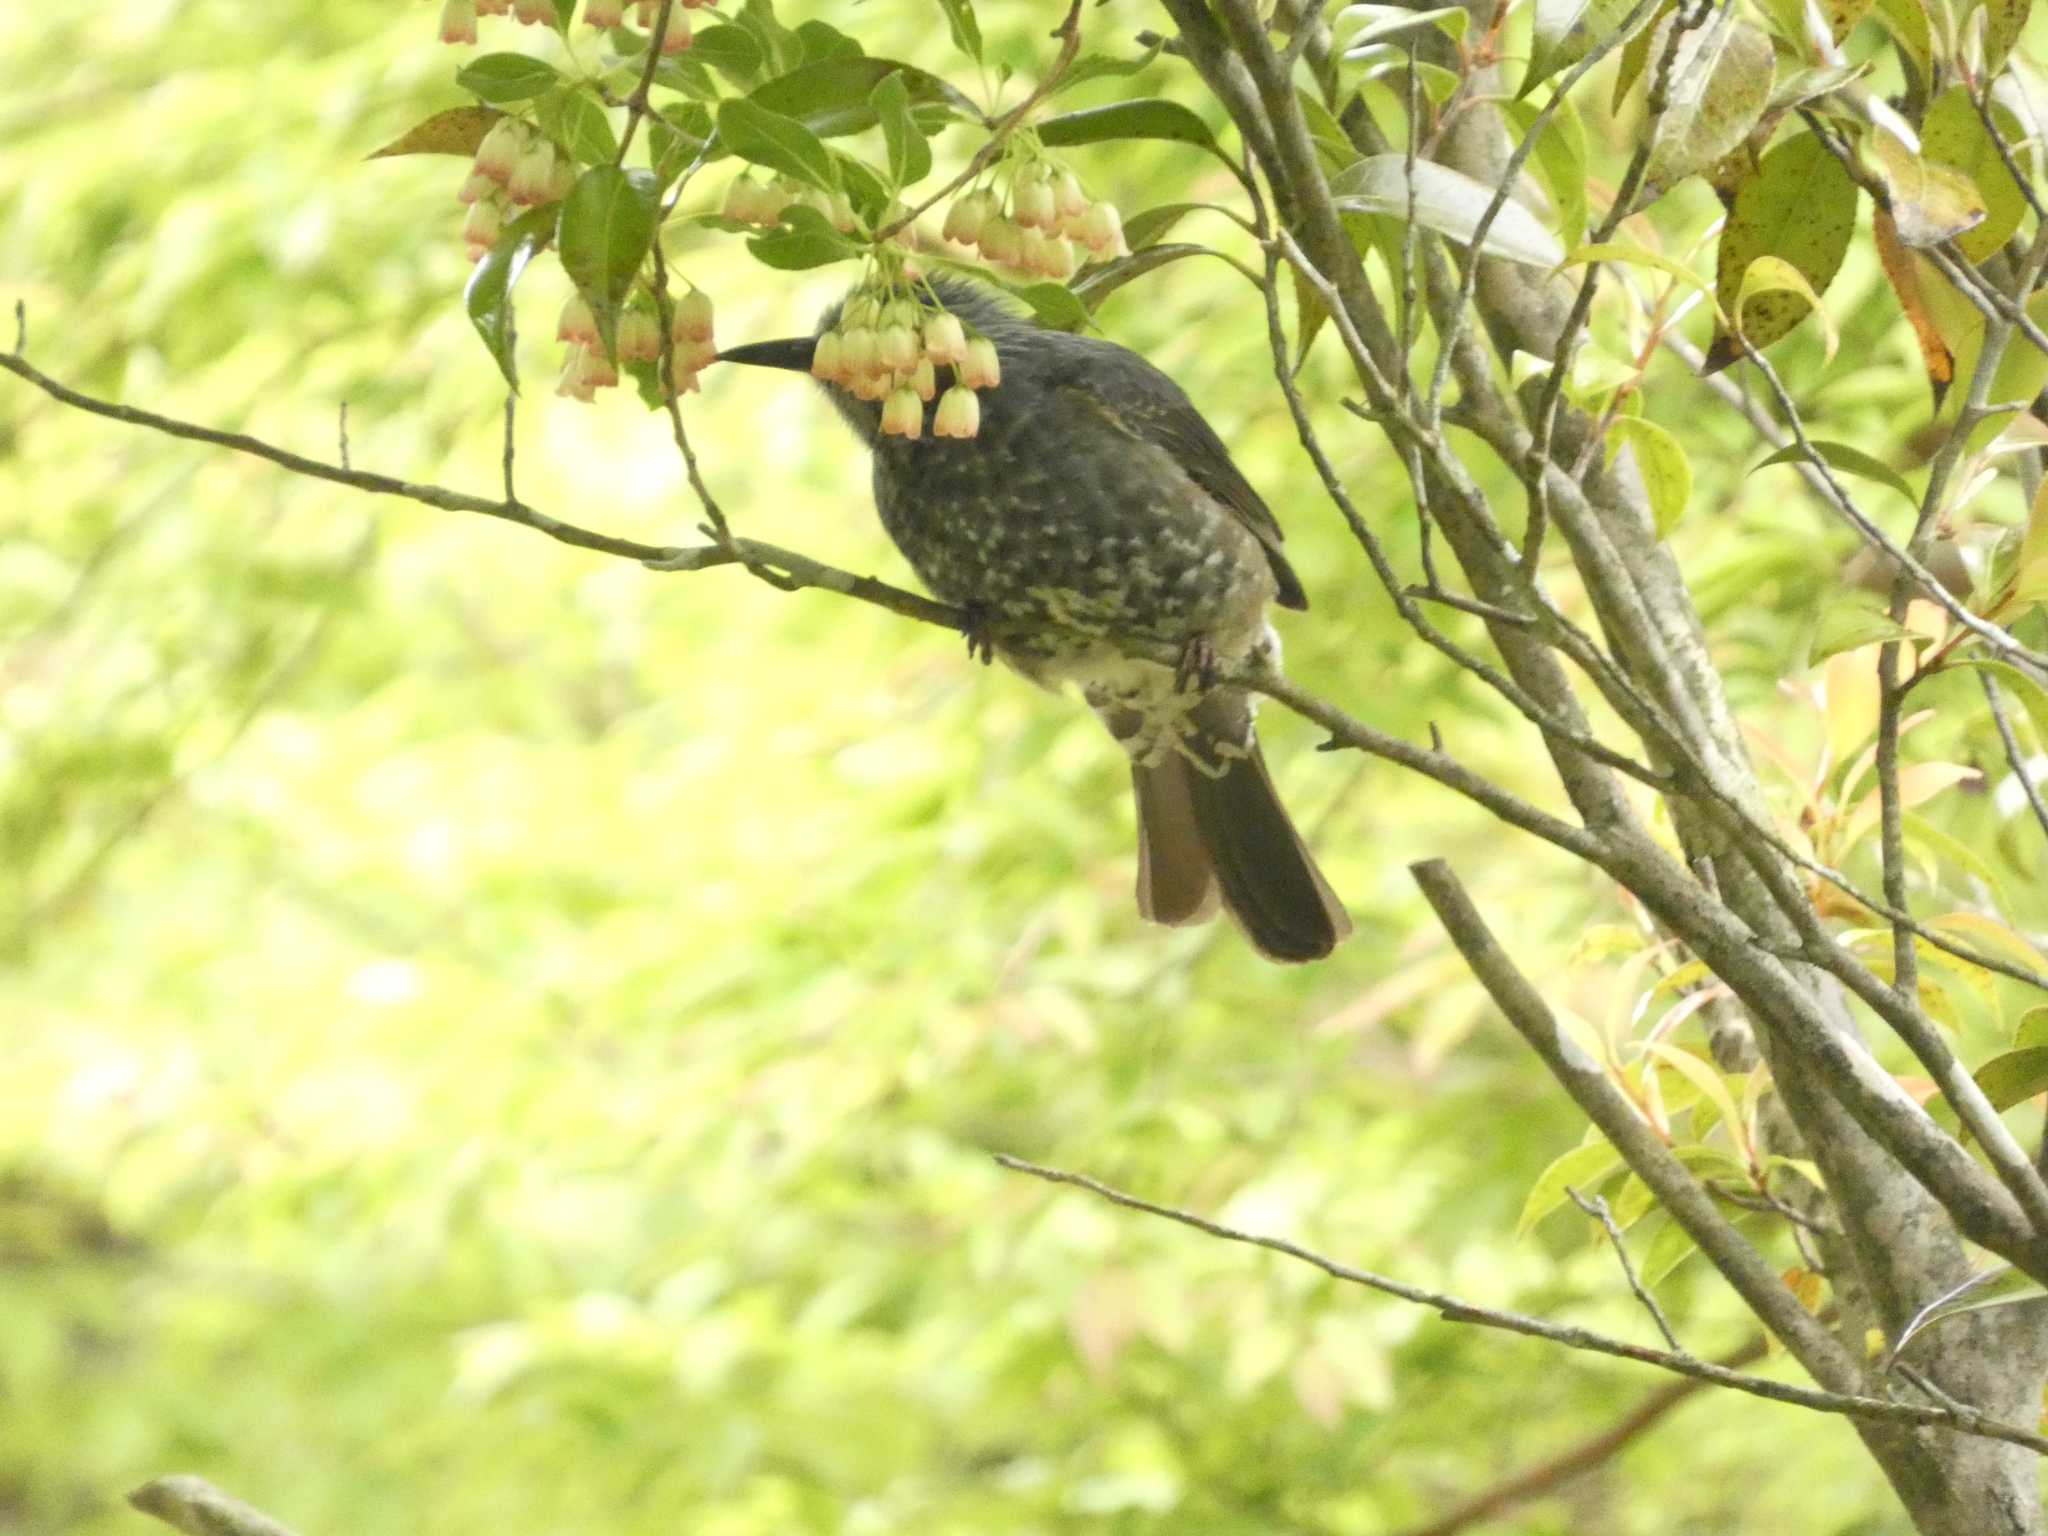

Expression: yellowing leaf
xmin=1736 ymin=254 xmax=1840 ymax=362
xmin=1869 ymin=128 xmax=1988 ymax=248
xmin=368 ymin=105 xmax=506 ymax=160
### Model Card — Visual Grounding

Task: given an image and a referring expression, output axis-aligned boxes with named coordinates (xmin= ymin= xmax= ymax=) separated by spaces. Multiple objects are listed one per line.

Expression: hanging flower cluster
xmin=555 ymin=287 xmax=717 ymax=403
xmin=720 ymin=176 xmax=858 ymax=233
xmin=809 ymin=287 xmax=996 ymax=440
xmin=459 ymin=117 xmax=576 ymax=261
xmin=940 ymin=161 xmax=1127 ymax=281
xmin=439 ymin=0 xmax=715 ymax=51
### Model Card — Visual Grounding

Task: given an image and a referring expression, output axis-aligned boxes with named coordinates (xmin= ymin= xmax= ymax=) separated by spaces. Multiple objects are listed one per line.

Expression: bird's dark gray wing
xmin=1049 ymin=343 xmax=1308 ymax=611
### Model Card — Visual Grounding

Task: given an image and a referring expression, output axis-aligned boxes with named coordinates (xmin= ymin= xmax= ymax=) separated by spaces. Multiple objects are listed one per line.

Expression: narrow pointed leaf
xmin=1037 ymin=99 xmax=1221 ymax=156
xmin=456 ymin=53 xmax=563 ymax=105
xmin=1333 ymin=156 xmax=1565 ymax=267
xmin=557 ymin=165 xmax=659 ymax=361
xmin=464 ymin=205 xmax=558 ymax=388
xmin=1752 ymin=439 xmax=1915 ymax=501
xmin=870 ymin=71 xmax=931 ymax=188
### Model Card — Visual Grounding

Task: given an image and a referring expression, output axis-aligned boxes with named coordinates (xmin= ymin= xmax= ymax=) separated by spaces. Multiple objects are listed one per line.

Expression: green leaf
xmin=368 ymin=106 xmax=505 ymax=160
xmin=1053 ymin=43 xmax=1167 ymax=96
xmin=1334 ymin=156 xmax=1565 ymax=267
xmin=1640 ymin=1210 xmax=1702 ymax=1284
xmin=935 ymin=0 xmax=983 ymax=62
xmin=1037 ymin=99 xmax=1221 ymax=156
xmin=1518 ymin=1140 xmax=1625 ymax=1235
xmin=745 ymin=204 xmax=860 ymax=271
xmin=1069 ymin=244 xmax=1258 ymax=312
xmin=1611 ymin=0 xmax=1676 ymax=108
xmin=1737 ymin=255 xmax=1841 ymax=361
xmin=1887 ymin=1267 xmax=2048 ymax=1367
xmin=870 ymin=72 xmax=931 ymax=189
xmin=1606 ymin=417 xmax=1691 ymax=536
xmin=537 ymin=86 xmax=618 ymax=167
xmin=456 ymin=52 xmax=563 ymax=105
xmin=1984 ymin=0 xmax=2034 ymax=72
xmin=716 ymin=97 xmax=839 ymax=190
xmin=1335 ymin=4 xmax=1470 ymax=49
xmin=556 ymin=165 xmax=659 ymax=361
xmin=749 ymin=58 xmax=977 ymax=140
xmin=1808 ymin=602 xmax=1917 ymax=665
xmin=1504 ymin=96 xmax=1589 ymax=252
xmin=794 ymin=18 xmax=863 ymax=64
xmin=1004 ymin=281 xmax=1092 ymax=333
xmin=1523 ymin=0 xmax=1653 ymax=97
xmin=1564 ymin=242 xmax=1716 ymax=304
xmin=463 ymin=204 xmax=557 ymax=389
xmin=1873 ymin=0 xmax=1934 ymax=89
xmin=2017 ymin=1006 xmax=2048 ymax=1050
xmin=1752 ymin=439 xmax=1915 ymax=502
xmin=1120 ymin=203 xmax=1226 ymax=250
xmin=689 ymin=24 xmax=766 ymax=86
xmin=1921 ymin=88 xmax=2027 ymax=264
xmin=1642 ymin=11 xmax=1775 ymax=192
xmin=1975 ymin=1046 xmax=2048 ymax=1111
xmin=1707 ymin=132 xmax=1857 ymax=367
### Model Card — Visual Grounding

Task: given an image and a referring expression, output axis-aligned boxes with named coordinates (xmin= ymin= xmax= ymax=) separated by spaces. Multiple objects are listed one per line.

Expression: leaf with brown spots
xmin=1823 ymin=0 xmax=1877 ymax=38
xmin=1984 ymin=0 xmax=2034 ymax=72
xmin=1642 ymin=10 xmax=1775 ymax=193
xmin=1705 ymin=131 xmax=1858 ymax=371
xmin=368 ymin=105 xmax=506 ymax=160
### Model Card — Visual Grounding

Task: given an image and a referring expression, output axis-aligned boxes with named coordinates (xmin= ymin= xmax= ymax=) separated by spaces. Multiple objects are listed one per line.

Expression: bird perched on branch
xmin=719 ymin=278 xmax=1349 ymax=962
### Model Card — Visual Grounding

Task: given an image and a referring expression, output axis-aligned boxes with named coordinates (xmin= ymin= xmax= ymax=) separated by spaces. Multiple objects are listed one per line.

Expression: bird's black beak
xmin=717 ymin=337 xmax=816 ymax=372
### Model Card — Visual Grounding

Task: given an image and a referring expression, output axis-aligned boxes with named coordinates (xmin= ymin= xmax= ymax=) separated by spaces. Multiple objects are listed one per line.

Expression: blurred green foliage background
xmin=5 ymin=3 xmax=2040 ymax=1533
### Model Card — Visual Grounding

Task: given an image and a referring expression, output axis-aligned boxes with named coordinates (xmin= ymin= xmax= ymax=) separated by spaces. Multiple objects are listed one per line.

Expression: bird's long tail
xmin=1122 ymin=690 xmax=1350 ymax=963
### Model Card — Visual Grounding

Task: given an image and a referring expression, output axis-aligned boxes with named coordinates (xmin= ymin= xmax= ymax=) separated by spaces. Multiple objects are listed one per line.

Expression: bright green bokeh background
xmin=7 ymin=3 xmax=2040 ymax=1532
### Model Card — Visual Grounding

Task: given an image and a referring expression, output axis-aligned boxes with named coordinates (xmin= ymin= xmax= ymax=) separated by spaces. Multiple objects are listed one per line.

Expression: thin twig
xmin=613 ymin=0 xmax=675 ymax=167
xmin=872 ymin=0 xmax=1086 ymax=245
xmin=994 ymin=1154 xmax=2048 ymax=1455
xmin=1981 ymin=668 xmax=2048 ymax=851
xmin=1569 ymin=1186 xmax=1686 ymax=1352
xmin=130 ymin=1477 xmax=301 ymax=1536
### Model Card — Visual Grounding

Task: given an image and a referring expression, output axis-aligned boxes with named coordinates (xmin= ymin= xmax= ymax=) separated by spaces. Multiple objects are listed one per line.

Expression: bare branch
xmin=1982 ymin=668 xmax=2048 ymax=851
xmin=993 ymin=1153 xmax=2048 ymax=1455
xmin=1569 ymin=1186 xmax=1685 ymax=1352
xmin=130 ymin=1476 xmax=302 ymax=1536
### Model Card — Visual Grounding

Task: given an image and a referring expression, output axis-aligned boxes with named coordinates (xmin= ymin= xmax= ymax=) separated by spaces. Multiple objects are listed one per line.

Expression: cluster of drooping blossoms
xmin=809 ymin=290 xmax=997 ymax=440
xmin=459 ymin=117 xmax=577 ymax=260
xmin=555 ymin=287 xmax=716 ymax=403
xmin=940 ymin=161 xmax=1127 ymax=280
xmin=440 ymin=0 xmax=714 ymax=52
xmin=720 ymin=175 xmax=859 ymax=233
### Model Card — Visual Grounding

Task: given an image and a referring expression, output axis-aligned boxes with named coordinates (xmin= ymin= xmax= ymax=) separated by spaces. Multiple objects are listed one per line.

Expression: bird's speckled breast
xmin=870 ymin=420 xmax=1275 ymax=670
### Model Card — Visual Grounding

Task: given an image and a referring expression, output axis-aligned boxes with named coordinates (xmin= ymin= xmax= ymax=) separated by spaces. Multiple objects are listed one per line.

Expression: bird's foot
xmin=1175 ymin=636 xmax=1220 ymax=694
xmin=960 ymin=601 xmax=997 ymax=666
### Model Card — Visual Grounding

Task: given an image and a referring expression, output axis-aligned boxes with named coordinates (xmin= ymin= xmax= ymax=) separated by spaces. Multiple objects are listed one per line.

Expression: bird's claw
xmin=961 ymin=602 xmax=997 ymax=666
xmin=1175 ymin=636 xmax=1219 ymax=694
